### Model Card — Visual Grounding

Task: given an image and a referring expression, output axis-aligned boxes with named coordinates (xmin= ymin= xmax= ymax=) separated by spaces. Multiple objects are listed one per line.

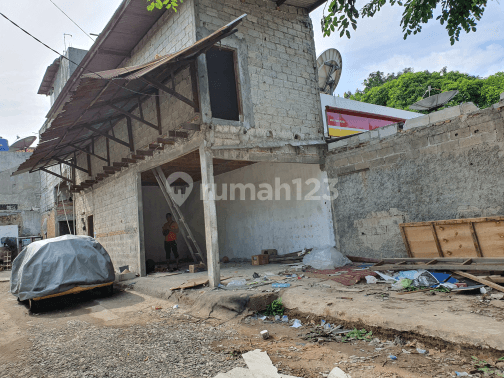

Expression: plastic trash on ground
xmin=302 ymin=246 xmax=351 ymax=270
xmin=365 ymin=276 xmax=378 ymax=284
xmin=272 ymin=283 xmax=290 ymax=288
xmin=328 ymin=366 xmax=351 ymax=378
xmin=227 ymin=278 xmax=247 ymax=287
xmin=291 ymin=319 xmax=302 ymax=328
xmin=10 ymin=235 xmax=115 ymax=301
xmin=281 ymin=315 xmax=289 ymax=322
xmin=455 ymin=372 xmax=469 ymax=377
xmin=391 ymin=278 xmax=413 ymax=291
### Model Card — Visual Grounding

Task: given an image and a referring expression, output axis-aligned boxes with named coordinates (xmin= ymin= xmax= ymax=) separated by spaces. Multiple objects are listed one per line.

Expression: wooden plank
xmin=474 ymin=220 xmax=504 ymax=257
xmin=404 ymin=225 xmax=438 ymax=258
xmin=430 ymin=224 xmax=444 ymax=257
xmin=480 ymin=276 xmax=504 ymax=283
xmin=435 ymin=224 xmax=478 ymax=258
xmin=370 ymin=257 xmax=504 ymax=264
xmin=131 ymin=154 xmax=146 ymax=160
xmin=400 ymin=225 xmax=413 ymax=258
xmin=454 ymin=271 xmax=504 ymax=293
xmin=461 ymin=258 xmax=472 ymax=265
xmin=113 ymin=162 xmax=128 ymax=168
xmin=122 ymin=158 xmax=137 ymax=163
xmin=401 ymin=216 xmax=504 ymax=227
xmin=372 ymin=264 xmax=504 ymax=272
xmin=426 ymin=259 xmax=438 ymax=265
xmin=469 ymin=222 xmax=484 ymax=257
xmin=142 ymin=76 xmax=196 ymax=109
xmin=149 ymin=143 xmax=161 ymax=150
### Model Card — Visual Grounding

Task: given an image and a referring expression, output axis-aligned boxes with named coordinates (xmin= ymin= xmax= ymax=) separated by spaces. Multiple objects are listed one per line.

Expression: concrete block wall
xmin=197 ymin=0 xmax=323 ymax=141
xmin=325 ymin=102 xmax=504 ymax=259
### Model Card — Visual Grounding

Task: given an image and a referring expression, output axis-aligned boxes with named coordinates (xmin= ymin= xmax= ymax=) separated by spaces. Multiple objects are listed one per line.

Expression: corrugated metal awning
xmin=38 ymin=58 xmax=60 ymax=95
xmin=14 ymin=14 xmax=246 ymax=177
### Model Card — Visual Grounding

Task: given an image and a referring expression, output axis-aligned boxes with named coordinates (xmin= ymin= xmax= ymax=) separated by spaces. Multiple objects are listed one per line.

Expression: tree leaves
xmin=346 ymin=68 xmax=504 ymax=111
xmin=146 ymin=0 xmax=183 ymax=13
xmin=322 ymin=0 xmax=488 ymax=44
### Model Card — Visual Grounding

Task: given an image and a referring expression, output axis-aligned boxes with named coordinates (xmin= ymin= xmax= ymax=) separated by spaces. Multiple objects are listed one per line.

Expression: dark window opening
xmin=206 ymin=47 xmax=240 ymax=121
xmin=87 ymin=215 xmax=94 ymax=237
xmin=59 ymin=221 xmax=74 ymax=236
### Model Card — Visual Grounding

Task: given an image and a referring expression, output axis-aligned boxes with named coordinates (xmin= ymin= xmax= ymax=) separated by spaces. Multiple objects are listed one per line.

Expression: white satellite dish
xmin=317 ymin=48 xmax=342 ymax=95
xmin=409 ymin=88 xmax=459 ymax=112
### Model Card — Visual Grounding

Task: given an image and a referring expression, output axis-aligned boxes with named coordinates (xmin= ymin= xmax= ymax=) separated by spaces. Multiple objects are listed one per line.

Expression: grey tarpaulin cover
xmin=10 ymin=235 xmax=115 ymax=301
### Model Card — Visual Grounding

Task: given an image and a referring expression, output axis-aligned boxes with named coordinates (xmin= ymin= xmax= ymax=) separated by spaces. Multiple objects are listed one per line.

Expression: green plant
xmin=341 ymin=328 xmax=373 ymax=343
xmin=264 ymin=298 xmax=284 ymax=316
xmin=471 ymin=356 xmax=504 ymax=377
xmin=146 ymin=0 xmax=183 ymax=12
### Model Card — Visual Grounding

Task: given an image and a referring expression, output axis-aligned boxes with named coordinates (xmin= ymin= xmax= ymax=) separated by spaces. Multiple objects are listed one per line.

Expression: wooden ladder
xmin=152 ymin=167 xmax=206 ymax=265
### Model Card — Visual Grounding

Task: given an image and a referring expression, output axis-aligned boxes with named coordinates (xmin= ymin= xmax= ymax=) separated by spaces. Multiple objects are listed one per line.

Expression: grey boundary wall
xmin=325 ymin=98 xmax=504 ymax=259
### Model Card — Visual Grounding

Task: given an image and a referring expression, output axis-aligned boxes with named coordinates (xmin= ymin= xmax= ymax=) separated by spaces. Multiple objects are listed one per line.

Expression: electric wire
xmin=0 ymin=12 xmax=162 ymax=97
xmin=48 ymin=0 xmax=95 ymax=42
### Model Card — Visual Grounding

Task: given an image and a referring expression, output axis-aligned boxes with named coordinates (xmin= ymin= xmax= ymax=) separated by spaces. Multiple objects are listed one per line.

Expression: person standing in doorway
xmin=162 ymin=213 xmax=179 ymax=271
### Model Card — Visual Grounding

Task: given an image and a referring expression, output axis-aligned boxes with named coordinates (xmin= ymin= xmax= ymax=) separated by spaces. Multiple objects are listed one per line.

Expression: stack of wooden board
xmin=399 ymin=216 xmax=504 ymax=258
xmin=267 ymin=249 xmax=310 ymax=264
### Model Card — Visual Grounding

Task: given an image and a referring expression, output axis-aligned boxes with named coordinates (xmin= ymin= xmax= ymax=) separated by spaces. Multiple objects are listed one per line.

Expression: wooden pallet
xmin=1 ymin=251 xmax=12 ymax=271
xmin=400 ymin=216 xmax=504 ymax=259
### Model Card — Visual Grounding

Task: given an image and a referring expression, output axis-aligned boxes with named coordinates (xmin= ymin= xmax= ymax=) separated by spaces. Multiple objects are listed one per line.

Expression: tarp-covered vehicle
xmin=11 ymin=235 xmax=115 ymax=312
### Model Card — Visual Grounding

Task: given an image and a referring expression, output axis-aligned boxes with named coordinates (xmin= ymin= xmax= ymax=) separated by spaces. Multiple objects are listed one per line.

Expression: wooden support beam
xmin=158 ymin=137 xmax=176 ymax=145
xmin=103 ymin=165 xmax=121 ymax=172
xmin=149 ymin=143 xmax=162 ymax=150
xmin=454 ymin=271 xmax=504 ymax=293
xmin=40 ymin=168 xmax=74 ymax=184
xmin=126 ymin=116 xmax=135 ymax=152
xmin=86 ymin=146 xmax=92 ymax=178
xmin=469 ymin=222 xmax=484 ymax=257
xmin=142 ymin=76 xmax=196 ymax=109
xmin=155 ymin=90 xmax=163 ymax=135
xmin=190 ymin=61 xmax=200 ymax=112
xmin=199 ymin=141 xmax=220 ymax=288
xmin=135 ymin=150 xmax=154 ymax=156
xmin=68 ymin=143 xmax=108 ymax=163
xmin=137 ymin=96 xmax=144 ymax=119
xmin=109 ymin=103 xmax=159 ymax=131
xmin=53 ymin=156 xmax=89 ymax=174
xmin=83 ymin=124 xmax=131 ymax=149
xmin=106 ymin=136 xmax=110 ymax=166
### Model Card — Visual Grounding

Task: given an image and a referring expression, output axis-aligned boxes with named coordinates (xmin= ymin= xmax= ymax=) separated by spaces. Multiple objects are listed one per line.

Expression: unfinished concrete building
xmin=16 ymin=0 xmax=332 ymax=285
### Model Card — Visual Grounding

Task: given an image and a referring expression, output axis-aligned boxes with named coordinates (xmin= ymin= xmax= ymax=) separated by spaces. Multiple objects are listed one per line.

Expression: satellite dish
xmin=409 ymin=89 xmax=459 ymax=112
xmin=317 ymin=48 xmax=342 ymax=95
xmin=9 ymin=136 xmax=37 ymax=151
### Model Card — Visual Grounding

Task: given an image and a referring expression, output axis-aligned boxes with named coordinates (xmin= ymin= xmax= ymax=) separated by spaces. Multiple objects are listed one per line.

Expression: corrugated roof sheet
xmin=38 ymin=58 xmax=60 ymax=95
xmin=14 ymin=14 xmax=246 ymax=176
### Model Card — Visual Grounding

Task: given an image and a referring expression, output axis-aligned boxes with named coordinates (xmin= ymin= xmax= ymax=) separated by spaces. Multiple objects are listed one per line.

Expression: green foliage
xmin=341 ymin=328 xmax=373 ymax=342
xmin=264 ymin=298 xmax=284 ymax=316
xmin=322 ymin=0 xmax=488 ymax=45
xmin=346 ymin=68 xmax=504 ymax=112
xmin=146 ymin=0 xmax=183 ymax=12
xmin=471 ymin=356 xmax=504 ymax=376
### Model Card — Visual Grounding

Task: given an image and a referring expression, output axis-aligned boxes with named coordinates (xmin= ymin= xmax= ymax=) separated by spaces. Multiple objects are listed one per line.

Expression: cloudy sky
xmin=0 ymin=1 xmax=503 ymax=147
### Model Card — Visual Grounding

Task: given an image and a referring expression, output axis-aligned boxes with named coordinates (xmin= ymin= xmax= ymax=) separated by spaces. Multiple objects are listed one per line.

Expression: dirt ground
xmin=1 ymin=280 xmax=504 ymax=378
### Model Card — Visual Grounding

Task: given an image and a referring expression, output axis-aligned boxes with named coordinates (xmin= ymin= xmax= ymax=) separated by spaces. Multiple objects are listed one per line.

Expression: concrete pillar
xmin=199 ymin=141 xmax=220 ymax=288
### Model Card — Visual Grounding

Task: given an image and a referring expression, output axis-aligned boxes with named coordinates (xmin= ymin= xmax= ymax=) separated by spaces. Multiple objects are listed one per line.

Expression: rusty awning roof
xmin=38 ymin=58 xmax=60 ymax=95
xmin=14 ymin=14 xmax=246 ymax=176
